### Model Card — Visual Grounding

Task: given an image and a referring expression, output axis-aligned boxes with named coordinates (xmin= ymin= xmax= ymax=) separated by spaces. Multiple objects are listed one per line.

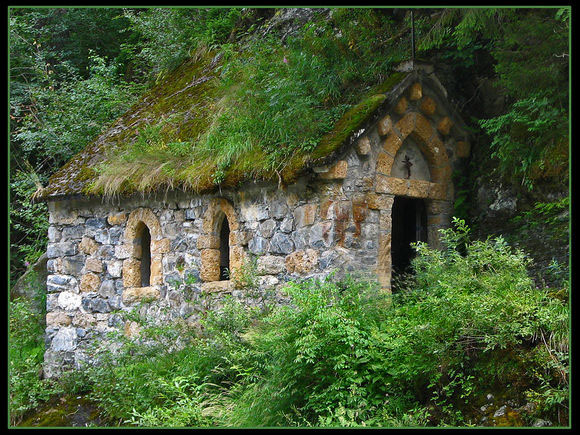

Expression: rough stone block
xmin=407 ymin=179 xmax=430 ymax=198
xmin=365 ymin=193 xmax=393 ymax=211
xmin=375 ymin=175 xmax=408 ymax=195
xmin=285 ymin=249 xmax=319 ymax=274
xmin=420 ymin=96 xmax=437 ymax=115
xmin=201 ymin=280 xmax=233 ymax=293
xmin=269 ymin=233 xmax=295 ymax=254
xmin=47 ymin=242 xmax=78 ymax=258
xmin=84 ymin=257 xmax=103 ymax=273
xmin=50 ymin=327 xmax=78 ymax=352
xmin=61 ymin=255 xmax=85 ymax=276
xmin=122 ymin=258 xmax=141 ymax=288
xmin=248 ymin=236 xmax=269 ymax=255
xmin=200 ymin=249 xmax=220 ymax=282
xmin=377 ymin=115 xmax=393 ymax=136
xmin=122 ymin=286 xmax=160 ymax=304
xmin=395 ymin=112 xmax=416 ymax=139
xmin=382 ymin=134 xmax=403 ymax=156
xmin=106 ymin=260 xmax=123 ymax=278
xmin=57 ymin=291 xmax=82 ymax=311
xmin=258 ymin=219 xmax=277 ymax=238
xmin=429 ymin=183 xmax=448 ymax=200
xmin=79 ymin=237 xmax=98 ymax=255
xmin=294 ymin=203 xmax=318 ymax=228
xmin=413 ymin=113 xmax=433 ymax=143
xmin=197 ymin=234 xmax=219 ymax=250
xmin=151 ymin=238 xmax=170 ymax=254
xmin=61 ymin=225 xmax=85 ymax=241
xmin=437 ymin=116 xmax=453 ymax=136
xmin=80 ymin=272 xmax=101 ymax=293
xmin=107 ymin=212 xmax=127 ymax=226
xmin=320 ymin=160 xmax=348 ymax=180
xmin=46 ymin=312 xmax=72 ymax=327
xmin=376 ymin=152 xmax=394 ymax=176
xmin=409 ymin=82 xmax=423 ymax=100
xmin=394 ymin=96 xmax=408 ymax=114
xmin=356 ymin=136 xmax=371 ymax=155
xmin=72 ymin=313 xmax=97 ymax=328
xmin=257 ymin=255 xmax=286 ymax=275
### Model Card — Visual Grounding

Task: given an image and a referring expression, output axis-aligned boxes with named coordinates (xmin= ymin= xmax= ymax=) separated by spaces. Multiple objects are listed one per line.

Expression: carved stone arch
xmin=376 ymin=111 xmax=452 ymax=200
xmin=121 ymin=208 xmax=166 ymax=303
xmin=199 ymin=198 xmax=243 ymax=283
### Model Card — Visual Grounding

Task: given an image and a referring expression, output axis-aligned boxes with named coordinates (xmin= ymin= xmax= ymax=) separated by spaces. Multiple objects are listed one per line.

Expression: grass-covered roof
xmin=38 ymin=10 xmax=411 ymax=200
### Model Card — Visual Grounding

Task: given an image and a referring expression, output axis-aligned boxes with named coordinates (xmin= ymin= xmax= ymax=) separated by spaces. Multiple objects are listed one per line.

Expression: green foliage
xmin=10 ymin=170 xmax=48 ymax=280
xmin=122 ymin=8 xmax=241 ymax=79
xmin=416 ymin=8 xmax=569 ymax=190
xmin=9 ymin=298 xmax=60 ymax=424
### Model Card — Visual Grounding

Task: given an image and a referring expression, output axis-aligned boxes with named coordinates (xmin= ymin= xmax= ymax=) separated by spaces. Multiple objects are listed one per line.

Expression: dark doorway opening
xmin=391 ymin=197 xmax=427 ymax=276
xmin=219 ymin=216 xmax=230 ymax=281
xmin=139 ymin=224 xmax=151 ymax=287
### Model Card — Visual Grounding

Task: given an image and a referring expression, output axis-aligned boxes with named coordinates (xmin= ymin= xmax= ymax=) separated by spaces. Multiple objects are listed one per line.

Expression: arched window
xmin=219 ymin=215 xmax=230 ymax=280
xmin=138 ymin=223 xmax=151 ymax=287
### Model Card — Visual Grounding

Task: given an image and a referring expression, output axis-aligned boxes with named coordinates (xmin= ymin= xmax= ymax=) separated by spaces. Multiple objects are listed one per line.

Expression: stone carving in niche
xmin=391 ymin=139 xmax=431 ymax=182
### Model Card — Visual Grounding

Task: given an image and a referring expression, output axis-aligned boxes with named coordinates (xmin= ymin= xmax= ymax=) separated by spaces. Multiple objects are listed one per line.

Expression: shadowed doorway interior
xmin=391 ymin=196 xmax=427 ymax=277
xmin=219 ymin=216 xmax=230 ymax=280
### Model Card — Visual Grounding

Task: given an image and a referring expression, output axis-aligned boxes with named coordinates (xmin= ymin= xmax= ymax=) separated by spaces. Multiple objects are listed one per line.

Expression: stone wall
xmin=43 ymin=80 xmax=468 ymax=377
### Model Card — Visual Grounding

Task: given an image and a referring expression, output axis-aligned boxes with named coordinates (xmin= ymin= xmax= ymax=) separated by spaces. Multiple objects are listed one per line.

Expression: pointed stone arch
xmin=199 ymin=198 xmax=244 ymax=284
xmin=121 ymin=208 xmax=167 ymax=303
xmin=375 ymin=111 xmax=452 ymax=200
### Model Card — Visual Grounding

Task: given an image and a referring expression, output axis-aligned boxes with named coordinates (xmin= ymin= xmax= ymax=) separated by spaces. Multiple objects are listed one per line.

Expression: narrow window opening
xmin=219 ymin=216 xmax=230 ymax=281
xmin=391 ymin=197 xmax=427 ymax=278
xmin=139 ymin=224 xmax=151 ymax=287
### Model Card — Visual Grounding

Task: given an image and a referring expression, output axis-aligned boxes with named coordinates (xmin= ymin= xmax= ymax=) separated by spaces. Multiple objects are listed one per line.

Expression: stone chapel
xmin=36 ymin=60 xmax=470 ymax=377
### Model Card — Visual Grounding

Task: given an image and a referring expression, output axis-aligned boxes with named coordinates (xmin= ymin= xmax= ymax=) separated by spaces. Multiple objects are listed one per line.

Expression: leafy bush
xmin=9 ymin=298 xmax=60 ymax=424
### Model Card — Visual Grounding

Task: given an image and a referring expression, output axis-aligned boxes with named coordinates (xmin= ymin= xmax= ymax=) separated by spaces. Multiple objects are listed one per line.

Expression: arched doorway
xmin=391 ymin=196 xmax=427 ymax=275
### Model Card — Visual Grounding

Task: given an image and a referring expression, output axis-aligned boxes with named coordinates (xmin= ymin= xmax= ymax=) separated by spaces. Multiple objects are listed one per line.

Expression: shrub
xmin=9 ymin=298 xmax=60 ymax=424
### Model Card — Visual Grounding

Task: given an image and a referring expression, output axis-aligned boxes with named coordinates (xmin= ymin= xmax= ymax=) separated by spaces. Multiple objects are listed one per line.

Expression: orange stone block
xmin=419 ymin=96 xmax=437 ymax=116
xmin=122 ymin=258 xmax=141 ymax=288
xmin=376 ymin=152 xmax=394 ymax=176
xmin=197 ymin=234 xmax=220 ymax=250
xmin=395 ymin=112 xmax=416 ymax=139
xmin=395 ymin=96 xmax=408 ymax=114
xmin=375 ymin=175 xmax=408 ymax=195
xmin=437 ymin=116 xmax=453 ymax=136
xmin=200 ymin=249 xmax=221 ymax=282
xmin=409 ymin=82 xmax=423 ymax=100
xmin=407 ymin=179 xmax=430 ymax=198
xmin=413 ymin=113 xmax=434 ymax=143
xmin=382 ymin=133 xmax=403 ymax=156
xmin=151 ymin=238 xmax=170 ymax=254
xmin=365 ymin=193 xmax=391 ymax=210
xmin=320 ymin=160 xmax=348 ymax=180
xmin=428 ymin=183 xmax=448 ymax=200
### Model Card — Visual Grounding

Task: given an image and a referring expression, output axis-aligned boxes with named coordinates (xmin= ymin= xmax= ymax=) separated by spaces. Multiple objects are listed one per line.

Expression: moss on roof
xmin=38 ymin=49 xmax=408 ymax=200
